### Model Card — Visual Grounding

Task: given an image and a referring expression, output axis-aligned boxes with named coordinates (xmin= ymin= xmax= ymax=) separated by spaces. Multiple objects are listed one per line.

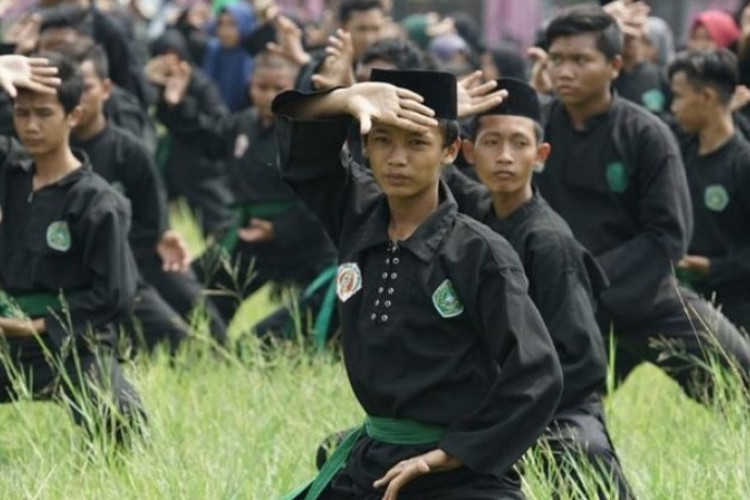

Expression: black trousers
xmin=139 ymin=254 xmax=228 ymax=345
xmin=125 ymin=283 xmax=190 ymax=355
xmin=0 ymin=336 xmax=144 ymax=442
xmin=715 ymin=293 xmax=750 ymax=338
xmin=604 ymin=287 xmax=750 ymax=401
xmin=539 ymin=396 xmax=633 ymax=499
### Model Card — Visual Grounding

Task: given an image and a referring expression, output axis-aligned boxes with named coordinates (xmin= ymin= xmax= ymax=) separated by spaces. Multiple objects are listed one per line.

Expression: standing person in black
xmin=455 ymin=77 xmax=633 ymax=499
xmin=147 ymin=29 xmax=234 ymax=239
xmin=68 ymin=41 xmax=228 ymax=350
xmin=156 ymin=50 xmax=338 ymax=341
xmin=0 ymin=53 xmax=143 ymax=441
xmin=532 ymin=6 xmax=750 ymax=399
xmin=274 ymin=69 xmax=562 ymax=499
xmin=669 ymin=49 xmax=750 ymax=336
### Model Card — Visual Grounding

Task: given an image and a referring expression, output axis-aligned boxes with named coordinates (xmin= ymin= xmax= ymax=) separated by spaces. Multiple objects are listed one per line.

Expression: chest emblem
xmin=111 ymin=181 xmax=126 ymax=195
xmin=704 ymin=184 xmax=729 ymax=212
xmin=234 ymin=133 xmax=250 ymax=159
xmin=641 ymin=88 xmax=665 ymax=113
xmin=606 ymin=162 xmax=628 ymax=193
xmin=46 ymin=221 xmax=71 ymax=252
xmin=432 ymin=279 xmax=464 ymax=318
xmin=337 ymin=262 xmax=363 ymax=303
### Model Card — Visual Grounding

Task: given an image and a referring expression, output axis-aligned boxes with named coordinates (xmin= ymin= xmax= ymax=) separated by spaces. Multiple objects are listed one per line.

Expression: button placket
xmin=371 ymin=241 xmax=400 ymax=324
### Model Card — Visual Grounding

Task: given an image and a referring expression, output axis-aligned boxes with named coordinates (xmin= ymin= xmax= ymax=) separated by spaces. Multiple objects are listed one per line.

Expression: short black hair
xmin=27 ymin=51 xmax=83 ymax=114
xmin=68 ymin=38 xmax=110 ymax=80
xmin=468 ymin=115 xmax=544 ymax=143
xmin=339 ymin=0 xmax=382 ymax=25
xmin=545 ymin=5 xmax=622 ymax=60
xmin=438 ymin=119 xmax=460 ymax=147
xmin=361 ymin=38 xmax=428 ymax=71
xmin=667 ymin=49 xmax=738 ymax=106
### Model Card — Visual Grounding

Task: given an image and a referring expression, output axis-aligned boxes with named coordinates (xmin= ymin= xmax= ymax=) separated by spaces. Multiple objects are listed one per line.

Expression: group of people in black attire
xmin=0 ymin=0 xmax=749 ymax=498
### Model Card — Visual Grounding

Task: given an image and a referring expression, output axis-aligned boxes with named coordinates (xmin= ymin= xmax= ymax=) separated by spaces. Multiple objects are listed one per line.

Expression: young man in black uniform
xmin=274 ymin=69 xmax=562 ymax=499
xmin=533 ymin=6 xmax=750 ymax=398
xmin=669 ymin=49 xmax=750 ymax=336
xmin=156 ymin=51 xmax=338 ymax=342
xmin=68 ymin=41 xmax=228 ymax=350
xmin=456 ymin=77 xmax=632 ymax=498
xmin=0 ymin=53 xmax=143 ymax=440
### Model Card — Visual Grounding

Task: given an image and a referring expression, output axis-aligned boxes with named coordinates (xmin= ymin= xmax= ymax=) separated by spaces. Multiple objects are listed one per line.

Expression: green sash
xmin=218 ymin=201 xmax=299 ymax=255
xmin=0 ymin=291 xmax=63 ymax=318
xmin=282 ymin=417 xmax=446 ymax=500
xmin=300 ymin=265 xmax=338 ymax=351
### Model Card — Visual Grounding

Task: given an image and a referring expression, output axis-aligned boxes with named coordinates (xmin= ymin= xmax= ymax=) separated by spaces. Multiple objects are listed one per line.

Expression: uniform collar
xmin=349 ymin=180 xmax=458 ymax=262
xmin=560 ymin=93 xmax=621 ymax=134
xmin=490 ymin=186 xmax=542 ymax=235
xmin=16 ymin=148 xmax=92 ymax=186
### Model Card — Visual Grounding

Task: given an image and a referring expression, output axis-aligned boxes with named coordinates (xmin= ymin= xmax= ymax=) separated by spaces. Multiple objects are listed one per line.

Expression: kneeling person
xmin=0 ymin=53 xmax=143 ymax=441
xmin=275 ymin=70 xmax=563 ymax=499
xmin=457 ymin=77 xmax=633 ymax=498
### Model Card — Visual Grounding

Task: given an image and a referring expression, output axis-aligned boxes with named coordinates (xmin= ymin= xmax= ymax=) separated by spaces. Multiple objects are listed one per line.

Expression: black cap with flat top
xmin=370 ymin=69 xmax=458 ymax=120
xmin=479 ymin=77 xmax=541 ymax=123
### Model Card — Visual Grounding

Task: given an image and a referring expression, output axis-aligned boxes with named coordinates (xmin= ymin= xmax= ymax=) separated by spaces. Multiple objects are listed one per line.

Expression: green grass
xmin=0 ymin=205 xmax=747 ymax=499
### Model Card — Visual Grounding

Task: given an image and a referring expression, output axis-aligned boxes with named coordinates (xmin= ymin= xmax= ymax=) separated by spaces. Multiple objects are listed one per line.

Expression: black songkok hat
xmin=480 ymin=77 xmax=541 ymax=123
xmin=370 ymin=69 xmax=458 ymax=120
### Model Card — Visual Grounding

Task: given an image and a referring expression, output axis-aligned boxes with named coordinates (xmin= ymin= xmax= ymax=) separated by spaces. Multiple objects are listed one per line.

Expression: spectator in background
xmin=480 ymin=41 xmax=527 ymax=82
xmin=643 ymin=15 xmax=675 ymax=69
xmin=688 ymin=9 xmax=740 ymax=52
xmin=202 ymin=1 xmax=255 ymax=111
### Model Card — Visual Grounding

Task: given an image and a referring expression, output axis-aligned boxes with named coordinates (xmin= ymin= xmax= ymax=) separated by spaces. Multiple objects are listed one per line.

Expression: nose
xmin=554 ymin=61 xmax=575 ymax=80
xmin=496 ymin=144 xmax=513 ymax=164
xmin=387 ymin=144 xmax=408 ymax=166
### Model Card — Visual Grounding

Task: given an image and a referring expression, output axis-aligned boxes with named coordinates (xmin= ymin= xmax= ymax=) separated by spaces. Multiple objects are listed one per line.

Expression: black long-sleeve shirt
xmin=680 ymin=134 xmax=750 ymax=298
xmin=0 ymin=138 xmax=137 ymax=347
xmin=445 ymin=166 xmax=608 ymax=411
xmin=273 ymin=93 xmax=562 ymax=481
xmin=157 ymin=102 xmax=336 ymax=279
xmin=535 ymin=96 xmax=692 ymax=325
xmin=71 ymin=124 xmax=168 ymax=265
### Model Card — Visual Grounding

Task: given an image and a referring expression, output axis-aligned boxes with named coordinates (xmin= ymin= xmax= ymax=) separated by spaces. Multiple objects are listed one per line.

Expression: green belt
xmin=0 ymin=291 xmax=63 ymax=318
xmin=282 ymin=416 xmax=446 ymax=500
xmin=301 ymin=264 xmax=338 ymax=351
xmin=218 ymin=201 xmax=299 ymax=255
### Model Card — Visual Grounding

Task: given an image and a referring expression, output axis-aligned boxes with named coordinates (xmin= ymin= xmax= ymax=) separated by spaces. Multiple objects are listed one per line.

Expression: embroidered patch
xmin=337 ymin=263 xmax=363 ymax=303
xmin=704 ymin=184 xmax=729 ymax=212
xmin=432 ymin=279 xmax=464 ymax=318
xmin=234 ymin=133 xmax=249 ymax=158
xmin=641 ymin=88 xmax=665 ymax=113
xmin=606 ymin=162 xmax=628 ymax=193
xmin=46 ymin=221 xmax=71 ymax=252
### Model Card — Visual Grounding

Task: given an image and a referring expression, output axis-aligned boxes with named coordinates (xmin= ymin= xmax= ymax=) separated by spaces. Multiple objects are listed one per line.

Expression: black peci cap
xmin=479 ymin=77 xmax=541 ymax=123
xmin=370 ymin=69 xmax=458 ymax=120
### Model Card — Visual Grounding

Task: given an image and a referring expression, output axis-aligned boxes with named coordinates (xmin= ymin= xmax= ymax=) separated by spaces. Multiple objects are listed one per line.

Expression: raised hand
xmin=164 ymin=60 xmax=192 ymax=106
xmin=312 ymin=29 xmax=356 ymax=90
xmin=266 ymin=15 xmax=311 ymax=66
xmin=527 ymin=46 xmax=552 ymax=94
xmin=344 ymin=82 xmax=438 ymax=135
xmin=456 ymin=70 xmax=508 ymax=120
xmin=0 ymin=55 xmax=60 ymax=98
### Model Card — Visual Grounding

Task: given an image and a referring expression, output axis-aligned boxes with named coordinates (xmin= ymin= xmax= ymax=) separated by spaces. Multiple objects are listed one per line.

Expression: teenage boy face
xmin=249 ymin=64 xmax=295 ymax=119
xmin=13 ymin=90 xmax=80 ymax=156
xmin=76 ymin=60 xmax=111 ymax=131
xmin=670 ymin=70 xmax=708 ymax=134
xmin=364 ymin=123 xmax=458 ymax=200
xmin=464 ymin=115 xmax=550 ymax=196
xmin=344 ymin=8 xmax=384 ymax=59
xmin=547 ymin=33 xmax=621 ymax=107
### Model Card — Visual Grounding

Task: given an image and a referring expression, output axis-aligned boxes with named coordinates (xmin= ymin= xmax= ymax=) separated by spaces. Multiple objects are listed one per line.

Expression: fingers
xmin=378 ymin=459 xmax=431 ymax=500
xmin=394 ymin=87 xmax=425 ymax=103
xmin=396 ymin=108 xmax=440 ymax=128
xmin=466 ymin=79 xmax=498 ymax=98
xmin=398 ymin=97 xmax=436 ymax=117
xmin=458 ymin=70 xmax=483 ymax=90
xmin=26 ymin=57 xmax=56 ymax=70
xmin=359 ymin=113 xmax=372 ymax=135
xmin=526 ymin=46 xmax=548 ymax=62
xmin=373 ymin=461 xmax=404 ymax=489
xmin=18 ymin=79 xmax=58 ymax=95
xmin=0 ymin=80 xmax=16 ymax=98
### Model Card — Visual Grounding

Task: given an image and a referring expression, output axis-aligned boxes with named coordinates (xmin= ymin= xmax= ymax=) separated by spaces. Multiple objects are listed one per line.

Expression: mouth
xmin=383 ymin=173 xmax=410 ymax=184
xmin=492 ymin=170 xmax=515 ymax=180
xmin=556 ymin=85 xmax=577 ymax=95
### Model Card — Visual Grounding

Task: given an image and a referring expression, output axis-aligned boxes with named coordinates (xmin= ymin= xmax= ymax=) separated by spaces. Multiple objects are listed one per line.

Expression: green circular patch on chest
xmin=704 ymin=184 xmax=729 ymax=212
xmin=432 ymin=279 xmax=464 ymax=318
xmin=46 ymin=221 xmax=71 ymax=252
xmin=641 ymin=88 xmax=666 ymax=113
xmin=606 ymin=162 xmax=628 ymax=193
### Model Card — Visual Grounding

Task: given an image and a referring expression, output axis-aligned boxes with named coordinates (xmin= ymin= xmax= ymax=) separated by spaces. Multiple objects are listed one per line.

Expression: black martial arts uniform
xmin=0 ymin=137 xmax=143 ymax=438
xmin=445 ymin=166 xmax=633 ymax=499
xmin=72 ymin=124 xmax=228 ymax=350
xmin=614 ymin=62 xmax=669 ymax=115
xmin=536 ymin=95 xmax=750 ymax=399
xmin=157 ymin=101 xmax=337 ymax=339
xmin=104 ymin=85 xmax=157 ymax=155
xmin=155 ymin=69 xmax=234 ymax=238
xmin=678 ymin=133 xmax=750 ymax=335
xmin=274 ymin=94 xmax=563 ymax=499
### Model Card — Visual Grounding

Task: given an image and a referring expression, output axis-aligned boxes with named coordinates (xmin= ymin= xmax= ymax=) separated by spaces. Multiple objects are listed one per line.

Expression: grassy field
xmin=0 ymin=207 xmax=747 ymax=499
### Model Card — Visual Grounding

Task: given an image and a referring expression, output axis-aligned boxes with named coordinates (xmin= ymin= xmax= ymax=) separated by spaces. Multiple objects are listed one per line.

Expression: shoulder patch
xmin=432 ymin=279 xmax=464 ymax=318
xmin=46 ymin=221 xmax=71 ymax=252
xmin=704 ymin=184 xmax=729 ymax=212
xmin=606 ymin=161 xmax=628 ymax=193
xmin=337 ymin=262 xmax=363 ymax=303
